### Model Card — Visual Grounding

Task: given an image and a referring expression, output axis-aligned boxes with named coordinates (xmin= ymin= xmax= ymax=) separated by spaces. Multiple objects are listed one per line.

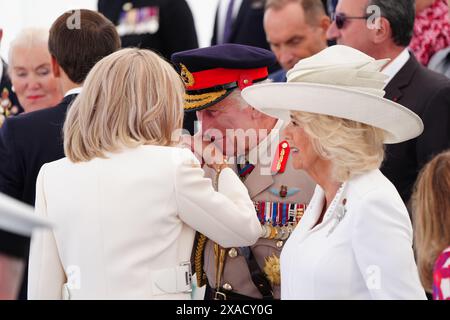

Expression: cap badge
xmin=180 ymin=63 xmax=195 ymax=87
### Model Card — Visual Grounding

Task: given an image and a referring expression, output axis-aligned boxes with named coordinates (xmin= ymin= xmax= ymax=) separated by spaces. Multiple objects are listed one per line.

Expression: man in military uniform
xmin=172 ymin=44 xmax=315 ymax=300
xmin=0 ymin=28 xmax=22 ymax=127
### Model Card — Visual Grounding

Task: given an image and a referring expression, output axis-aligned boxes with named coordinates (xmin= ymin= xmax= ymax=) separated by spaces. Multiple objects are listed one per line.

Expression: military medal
xmin=274 ymin=226 xmax=283 ymax=240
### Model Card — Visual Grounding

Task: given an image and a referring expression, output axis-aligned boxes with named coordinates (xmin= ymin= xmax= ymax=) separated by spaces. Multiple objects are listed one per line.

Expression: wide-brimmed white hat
xmin=241 ymin=45 xmax=423 ymax=144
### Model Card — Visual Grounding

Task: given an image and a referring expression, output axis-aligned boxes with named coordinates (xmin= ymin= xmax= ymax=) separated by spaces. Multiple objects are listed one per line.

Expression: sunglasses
xmin=332 ymin=12 xmax=369 ymax=29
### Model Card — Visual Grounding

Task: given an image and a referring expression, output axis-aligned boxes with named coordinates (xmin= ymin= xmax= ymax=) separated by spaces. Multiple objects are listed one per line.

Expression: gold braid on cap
xmin=194 ymin=233 xmax=208 ymax=287
xmin=184 ymin=90 xmax=227 ymax=110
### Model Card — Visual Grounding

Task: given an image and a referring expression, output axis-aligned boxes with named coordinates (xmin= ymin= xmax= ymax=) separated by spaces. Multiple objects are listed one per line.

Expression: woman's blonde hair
xmin=291 ymin=111 xmax=386 ymax=182
xmin=64 ymin=48 xmax=184 ymax=162
xmin=412 ymin=150 xmax=450 ymax=293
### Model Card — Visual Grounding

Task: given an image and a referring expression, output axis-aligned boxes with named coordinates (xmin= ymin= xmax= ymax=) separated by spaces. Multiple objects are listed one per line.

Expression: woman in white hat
xmin=242 ymin=45 xmax=427 ymax=299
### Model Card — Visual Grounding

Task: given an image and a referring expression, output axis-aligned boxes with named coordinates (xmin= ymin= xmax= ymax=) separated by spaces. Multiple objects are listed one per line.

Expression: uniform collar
xmin=242 ymin=119 xmax=284 ymax=198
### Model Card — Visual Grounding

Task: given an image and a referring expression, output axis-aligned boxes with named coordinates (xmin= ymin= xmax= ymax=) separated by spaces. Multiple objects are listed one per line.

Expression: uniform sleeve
xmin=0 ymin=119 xmax=24 ymax=200
xmin=160 ymin=0 xmax=199 ymax=58
xmin=174 ymin=149 xmax=262 ymax=248
xmin=28 ymin=164 xmax=66 ymax=299
xmin=351 ymin=189 xmax=427 ymax=300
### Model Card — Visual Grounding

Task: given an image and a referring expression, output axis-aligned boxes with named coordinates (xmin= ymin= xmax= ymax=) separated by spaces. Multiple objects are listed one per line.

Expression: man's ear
xmin=318 ymin=15 xmax=331 ymax=40
xmin=372 ymin=17 xmax=392 ymax=45
xmin=51 ymin=55 xmax=61 ymax=78
xmin=0 ymin=29 xmax=3 ymax=43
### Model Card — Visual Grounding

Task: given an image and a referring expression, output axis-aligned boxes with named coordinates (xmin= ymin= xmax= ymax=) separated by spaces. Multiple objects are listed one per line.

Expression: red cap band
xmin=187 ymin=67 xmax=268 ymax=91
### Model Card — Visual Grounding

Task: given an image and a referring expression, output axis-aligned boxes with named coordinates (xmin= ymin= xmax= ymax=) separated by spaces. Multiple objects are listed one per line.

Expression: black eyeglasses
xmin=332 ymin=12 xmax=369 ymax=29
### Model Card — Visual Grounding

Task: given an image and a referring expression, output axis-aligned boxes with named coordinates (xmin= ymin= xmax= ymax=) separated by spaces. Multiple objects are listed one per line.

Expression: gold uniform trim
xmin=180 ymin=63 xmax=195 ymax=87
xmin=184 ymin=90 xmax=227 ymax=110
xmin=194 ymin=233 xmax=208 ymax=287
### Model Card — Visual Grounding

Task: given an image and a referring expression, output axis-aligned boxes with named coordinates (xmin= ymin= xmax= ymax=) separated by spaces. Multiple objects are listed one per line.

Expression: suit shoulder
xmin=11 ymin=103 xmax=65 ymax=123
xmin=415 ymin=64 xmax=450 ymax=91
xmin=2 ymin=105 xmax=65 ymax=136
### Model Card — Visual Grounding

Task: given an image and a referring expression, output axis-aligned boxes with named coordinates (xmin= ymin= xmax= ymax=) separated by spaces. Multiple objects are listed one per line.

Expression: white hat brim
xmin=0 ymin=193 xmax=52 ymax=237
xmin=242 ymin=82 xmax=423 ymax=144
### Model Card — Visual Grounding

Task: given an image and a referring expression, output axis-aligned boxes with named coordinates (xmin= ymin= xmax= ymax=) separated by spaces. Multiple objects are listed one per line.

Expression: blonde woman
xmin=8 ymin=28 xmax=63 ymax=113
xmin=27 ymin=48 xmax=262 ymax=300
xmin=412 ymin=150 xmax=450 ymax=300
xmin=242 ymin=45 xmax=427 ymax=299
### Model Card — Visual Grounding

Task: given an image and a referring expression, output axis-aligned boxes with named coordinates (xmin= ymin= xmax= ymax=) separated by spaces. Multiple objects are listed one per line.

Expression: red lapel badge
xmin=272 ymin=141 xmax=290 ymax=174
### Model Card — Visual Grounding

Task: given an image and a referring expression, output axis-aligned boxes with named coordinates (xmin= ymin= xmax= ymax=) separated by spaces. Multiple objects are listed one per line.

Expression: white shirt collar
xmin=64 ymin=87 xmax=82 ymax=97
xmin=382 ymin=49 xmax=410 ymax=85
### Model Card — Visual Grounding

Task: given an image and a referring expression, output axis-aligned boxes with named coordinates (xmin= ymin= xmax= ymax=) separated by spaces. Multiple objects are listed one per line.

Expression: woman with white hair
xmin=8 ymin=28 xmax=62 ymax=113
xmin=242 ymin=45 xmax=427 ymax=299
xmin=28 ymin=48 xmax=262 ymax=300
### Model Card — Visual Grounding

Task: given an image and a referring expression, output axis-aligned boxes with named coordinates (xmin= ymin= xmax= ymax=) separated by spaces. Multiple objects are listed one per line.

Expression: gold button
xmin=276 ymin=240 xmax=284 ymax=248
xmin=228 ymin=248 xmax=238 ymax=258
xmin=243 ymin=79 xmax=249 ymax=85
xmin=223 ymin=283 xmax=233 ymax=291
xmin=282 ymin=142 xmax=288 ymax=149
xmin=122 ymin=2 xmax=133 ymax=11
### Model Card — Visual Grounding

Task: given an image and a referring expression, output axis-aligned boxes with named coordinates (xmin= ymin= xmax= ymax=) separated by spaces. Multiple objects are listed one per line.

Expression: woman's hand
xmin=178 ymin=133 xmax=229 ymax=170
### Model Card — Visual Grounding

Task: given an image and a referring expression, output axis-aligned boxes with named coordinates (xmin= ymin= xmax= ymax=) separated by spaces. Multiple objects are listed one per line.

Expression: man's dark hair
xmin=368 ymin=0 xmax=415 ymax=47
xmin=48 ymin=9 xmax=121 ymax=84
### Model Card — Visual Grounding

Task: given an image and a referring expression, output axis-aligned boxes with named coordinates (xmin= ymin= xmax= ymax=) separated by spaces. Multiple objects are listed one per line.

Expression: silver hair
xmin=8 ymin=28 xmax=50 ymax=64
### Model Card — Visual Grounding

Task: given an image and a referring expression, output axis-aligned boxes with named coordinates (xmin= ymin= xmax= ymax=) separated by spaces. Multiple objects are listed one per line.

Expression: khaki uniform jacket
xmin=200 ymin=121 xmax=316 ymax=299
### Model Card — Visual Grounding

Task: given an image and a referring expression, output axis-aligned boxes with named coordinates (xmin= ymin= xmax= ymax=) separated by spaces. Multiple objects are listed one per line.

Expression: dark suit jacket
xmin=382 ymin=54 xmax=450 ymax=204
xmin=98 ymin=0 xmax=198 ymax=61
xmin=0 ymin=95 xmax=77 ymax=206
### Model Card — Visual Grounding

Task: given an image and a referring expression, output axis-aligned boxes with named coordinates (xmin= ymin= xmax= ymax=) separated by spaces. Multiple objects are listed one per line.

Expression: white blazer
xmin=280 ymin=170 xmax=426 ymax=300
xmin=28 ymin=146 xmax=262 ymax=300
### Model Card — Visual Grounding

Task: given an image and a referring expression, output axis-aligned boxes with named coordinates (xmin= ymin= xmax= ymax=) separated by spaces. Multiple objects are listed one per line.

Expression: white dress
xmin=280 ymin=170 xmax=426 ymax=300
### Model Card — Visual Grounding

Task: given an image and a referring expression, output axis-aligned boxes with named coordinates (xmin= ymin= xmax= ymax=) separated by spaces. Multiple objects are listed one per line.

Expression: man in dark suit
xmin=0 ymin=29 xmax=22 ymax=124
xmin=99 ymin=0 xmax=199 ymax=134
xmin=0 ymin=9 xmax=121 ymax=299
xmin=327 ymin=0 xmax=450 ymax=205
